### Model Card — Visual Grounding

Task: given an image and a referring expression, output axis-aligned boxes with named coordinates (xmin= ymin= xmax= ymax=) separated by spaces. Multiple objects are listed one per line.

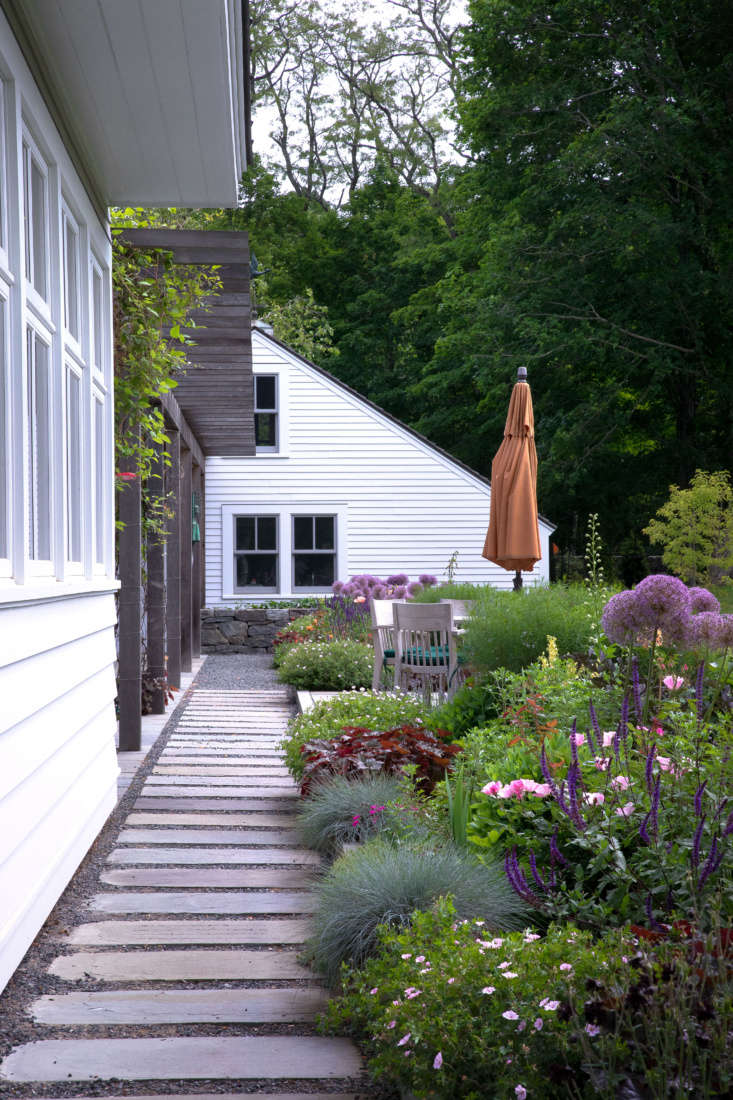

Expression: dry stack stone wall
xmin=201 ymin=607 xmax=311 ymax=653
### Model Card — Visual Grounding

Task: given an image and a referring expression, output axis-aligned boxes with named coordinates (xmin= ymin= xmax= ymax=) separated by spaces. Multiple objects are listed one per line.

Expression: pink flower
xmin=517 ymin=1020 xmax=526 ymax=1032
xmin=401 ymin=953 xmax=412 ymax=959
xmin=406 ymin=990 xmax=421 ymax=999
xmin=415 ymin=955 xmax=425 ymax=963
xmin=387 ymin=1020 xmax=396 ymax=1029
xmin=488 ymin=938 xmax=504 ymax=948
xmin=502 ymin=1010 xmax=519 ymax=1020
xmin=594 ymin=756 xmax=611 ymax=770
xmin=663 ymin=675 xmax=684 ymax=691
xmin=515 ymin=1086 xmax=527 ymax=1099
xmin=433 ymin=1052 xmax=443 ymax=1069
xmin=524 ymin=933 xmax=540 ymax=943
xmin=539 ymin=999 xmax=560 ymax=1011
xmin=559 ymin=963 xmax=573 ymax=971
xmin=602 ymin=731 xmax=616 ymax=747
xmin=369 ymin=987 xmax=378 ymax=995
xmin=585 ymin=1024 xmax=601 ymax=1037
xmin=498 ymin=961 xmax=511 ymax=969
xmin=583 ymin=791 xmax=605 ymax=805
xmin=352 ymin=814 xmax=361 ymax=826
xmin=530 ymin=783 xmax=552 ymax=797
xmin=502 ymin=972 xmax=519 ymax=979
xmin=534 ymin=1018 xmax=543 ymax=1031
xmin=397 ymin=1033 xmax=411 ymax=1046
xmin=354 ymin=595 xmax=366 ymax=603
xmin=481 ymin=986 xmax=495 ymax=994
xmin=447 ymin=978 xmax=455 ymax=984
xmin=615 ymin=801 xmax=635 ymax=817
xmin=611 ymin=775 xmax=631 ymax=791
xmin=482 ymin=780 xmax=502 ymax=796
xmin=571 ymin=732 xmax=586 ymax=748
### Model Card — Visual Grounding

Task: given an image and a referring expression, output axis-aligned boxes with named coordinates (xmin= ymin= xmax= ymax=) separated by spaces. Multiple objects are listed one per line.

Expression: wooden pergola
xmin=116 ymin=230 xmax=254 ymax=750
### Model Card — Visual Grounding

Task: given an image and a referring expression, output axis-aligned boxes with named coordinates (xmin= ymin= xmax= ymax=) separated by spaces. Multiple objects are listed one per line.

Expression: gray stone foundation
xmin=200 ymin=607 xmax=311 ymax=654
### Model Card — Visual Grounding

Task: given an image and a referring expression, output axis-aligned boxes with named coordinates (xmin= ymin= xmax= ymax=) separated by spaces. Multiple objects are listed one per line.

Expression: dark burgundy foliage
xmin=298 ymin=724 xmax=461 ymax=796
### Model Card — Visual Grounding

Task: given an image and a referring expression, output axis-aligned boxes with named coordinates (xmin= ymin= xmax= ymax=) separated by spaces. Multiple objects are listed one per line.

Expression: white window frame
xmin=0 ymin=285 xmax=10 ymax=577
xmin=64 ymin=357 xmax=84 ymax=570
xmin=91 ymin=386 xmax=107 ymax=572
xmin=25 ymin=319 xmax=54 ymax=572
xmin=21 ymin=129 xmax=50 ymax=315
xmin=61 ymin=200 xmax=82 ymax=350
xmin=252 ymin=362 xmax=289 ymax=457
xmin=222 ymin=503 xmax=347 ymax=600
xmin=90 ymin=254 xmax=106 ymax=383
xmin=0 ymin=79 xmax=7 ymax=264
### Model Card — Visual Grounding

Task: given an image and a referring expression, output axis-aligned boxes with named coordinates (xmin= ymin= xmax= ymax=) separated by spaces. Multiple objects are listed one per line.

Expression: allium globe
xmin=392 ymin=585 xmax=407 ymax=598
xmin=419 ymin=574 xmax=438 ymax=587
xmin=387 ymin=573 xmax=409 ymax=586
xmin=406 ymin=581 xmax=423 ymax=597
xmin=332 ymin=581 xmax=344 ymax=595
xmin=688 ymin=586 xmax=721 ymax=614
xmin=686 ymin=611 xmax=727 ymax=652
xmin=601 ymin=590 xmax=646 ymax=644
xmin=634 ymin=574 xmax=691 ymax=638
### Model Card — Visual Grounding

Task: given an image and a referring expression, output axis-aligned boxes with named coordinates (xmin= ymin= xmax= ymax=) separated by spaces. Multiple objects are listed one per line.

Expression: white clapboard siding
xmin=0 ymin=593 xmax=118 ymax=993
xmin=205 ymin=331 xmax=554 ymax=603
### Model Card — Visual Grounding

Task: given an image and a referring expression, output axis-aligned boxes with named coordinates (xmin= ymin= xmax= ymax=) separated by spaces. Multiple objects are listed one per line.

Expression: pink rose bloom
xmin=615 ymin=801 xmax=635 ymax=817
xmin=602 ymin=731 xmax=616 ymax=748
xmin=611 ymin=775 xmax=631 ymax=790
xmin=663 ymin=675 xmax=684 ymax=690
xmin=531 ymin=783 xmax=552 ymax=797
xmin=583 ymin=791 xmax=605 ymax=805
xmin=657 ymin=755 xmax=673 ymax=771
xmin=482 ymin=780 xmax=502 ymax=796
xmin=571 ymin=732 xmax=586 ymax=747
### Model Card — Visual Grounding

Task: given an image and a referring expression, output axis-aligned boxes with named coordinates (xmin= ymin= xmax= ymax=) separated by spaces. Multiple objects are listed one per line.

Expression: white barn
xmin=205 ymin=328 xmax=554 ymax=604
xmin=0 ymin=0 xmax=247 ymax=992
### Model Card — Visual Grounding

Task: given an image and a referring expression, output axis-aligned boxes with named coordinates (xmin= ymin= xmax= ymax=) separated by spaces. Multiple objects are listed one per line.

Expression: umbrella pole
xmin=513 ymin=570 xmax=523 ymax=591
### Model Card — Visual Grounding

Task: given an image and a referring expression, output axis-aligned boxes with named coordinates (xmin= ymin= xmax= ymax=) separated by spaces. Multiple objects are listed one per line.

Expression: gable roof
xmin=253 ymin=327 xmax=556 ymax=534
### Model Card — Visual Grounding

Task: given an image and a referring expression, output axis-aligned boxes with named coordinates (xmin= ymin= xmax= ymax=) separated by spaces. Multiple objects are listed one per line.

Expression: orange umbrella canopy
xmin=482 ymin=371 xmax=541 ymax=572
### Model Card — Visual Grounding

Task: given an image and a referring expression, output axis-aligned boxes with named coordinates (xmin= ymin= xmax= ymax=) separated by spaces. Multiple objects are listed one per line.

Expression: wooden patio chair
xmin=370 ymin=598 xmax=402 ymax=691
xmin=393 ymin=601 xmax=457 ymax=700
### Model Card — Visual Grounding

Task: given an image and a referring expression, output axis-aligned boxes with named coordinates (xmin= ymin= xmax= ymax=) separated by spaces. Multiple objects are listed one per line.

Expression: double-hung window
xmin=62 ymin=206 xmax=81 ymax=344
xmin=254 ymin=374 xmax=278 ymax=451
xmin=293 ymin=515 xmax=336 ymax=590
xmin=22 ymin=138 xmax=48 ymax=302
xmin=0 ymin=296 xmax=7 ymax=563
xmin=233 ymin=515 xmax=278 ymax=592
xmin=26 ymin=326 xmax=52 ymax=560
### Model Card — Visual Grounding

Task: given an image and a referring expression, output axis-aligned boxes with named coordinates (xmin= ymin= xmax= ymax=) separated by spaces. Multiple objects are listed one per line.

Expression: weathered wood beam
xmin=159 ymin=391 xmax=205 ymax=470
xmin=180 ymin=447 xmax=193 ymax=674
xmin=166 ymin=430 xmax=182 ymax=690
xmin=192 ymin=462 xmax=203 ymax=658
xmin=117 ymin=456 xmax=142 ymax=751
xmin=146 ymin=444 xmax=167 ymax=715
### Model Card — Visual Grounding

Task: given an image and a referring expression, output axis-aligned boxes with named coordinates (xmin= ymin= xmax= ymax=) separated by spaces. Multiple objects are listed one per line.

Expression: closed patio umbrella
xmin=482 ymin=367 xmax=541 ymax=590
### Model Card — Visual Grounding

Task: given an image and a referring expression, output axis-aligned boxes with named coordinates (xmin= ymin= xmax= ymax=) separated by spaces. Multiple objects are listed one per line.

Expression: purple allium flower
xmin=687 ymin=612 xmax=728 ymax=653
xmin=694 ymin=781 xmax=707 ymax=818
xmin=372 ymin=585 xmax=387 ymax=600
xmin=332 ymin=580 xmax=345 ymax=594
xmin=632 ymin=657 xmax=642 ymax=724
xmin=601 ymin=590 xmax=646 ymax=644
xmin=406 ymin=581 xmax=424 ymax=597
xmin=419 ymin=574 xmax=438 ymax=587
xmin=634 ymin=574 xmax=692 ymax=639
xmin=392 ymin=585 xmax=407 ymax=599
xmin=688 ymin=587 xmax=721 ymax=614
xmin=691 ymin=817 xmax=705 ymax=868
xmin=387 ymin=573 xmax=409 ymax=586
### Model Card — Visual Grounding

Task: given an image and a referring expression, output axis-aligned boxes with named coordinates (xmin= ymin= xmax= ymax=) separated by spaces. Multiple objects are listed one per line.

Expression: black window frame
xmin=254 ymin=373 xmax=278 ymax=452
xmin=292 ymin=513 xmax=337 ymax=592
xmin=233 ymin=513 xmax=279 ymax=593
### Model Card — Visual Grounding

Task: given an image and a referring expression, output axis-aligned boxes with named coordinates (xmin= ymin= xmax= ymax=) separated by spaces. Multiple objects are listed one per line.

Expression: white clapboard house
xmin=205 ymin=327 xmax=554 ymax=604
xmin=0 ymin=1 xmax=247 ymax=992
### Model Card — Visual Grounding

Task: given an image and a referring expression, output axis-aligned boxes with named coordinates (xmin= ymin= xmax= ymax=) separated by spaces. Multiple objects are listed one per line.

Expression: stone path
xmin=0 ymin=685 xmax=366 ymax=1097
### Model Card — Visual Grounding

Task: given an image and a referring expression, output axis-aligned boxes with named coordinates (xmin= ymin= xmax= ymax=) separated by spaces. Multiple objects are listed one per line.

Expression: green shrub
xmin=276 ymin=638 xmax=373 ymax=690
xmin=297 ymin=774 xmax=404 ymax=854
xmin=283 ymin=690 xmax=437 ymax=778
xmin=462 ymin=584 xmax=592 ymax=673
xmin=324 ymin=903 xmax=732 ymax=1099
xmin=307 ymin=840 xmax=526 ymax=984
xmin=411 ymin=581 xmax=485 ymax=603
xmin=643 ymin=469 xmax=733 ymax=586
xmin=431 ymin=676 xmax=502 ymax=737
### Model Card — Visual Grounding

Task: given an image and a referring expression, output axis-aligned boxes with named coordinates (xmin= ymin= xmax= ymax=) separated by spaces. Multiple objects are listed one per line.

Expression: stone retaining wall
xmin=201 ymin=607 xmax=311 ymax=654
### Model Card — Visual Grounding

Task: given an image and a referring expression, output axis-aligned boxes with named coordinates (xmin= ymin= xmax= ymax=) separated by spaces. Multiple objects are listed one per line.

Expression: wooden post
xmin=146 ymin=443 xmax=167 ymax=714
xmin=180 ymin=447 xmax=193 ymax=673
xmin=200 ymin=468 xmax=206 ymax=608
xmin=192 ymin=462 xmax=202 ymax=658
xmin=117 ymin=454 xmax=142 ymax=751
xmin=166 ymin=429 xmax=182 ymax=689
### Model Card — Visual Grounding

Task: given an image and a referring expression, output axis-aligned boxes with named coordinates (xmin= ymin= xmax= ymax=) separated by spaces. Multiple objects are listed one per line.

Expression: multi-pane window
xmin=22 ymin=141 xmax=48 ymax=300
xmin=91 ymin=261 xmax=104 ymax=374
xmin=0 ymin=83 xmax=5 ymax=254
xmin=254 ymin=374 xmax=277 ymax=450
xmin=93 ymin=395 xmax=105 ymax=565
xmin=26 ymin=327 xmax=52 ymax=559
xmin=62 ymin=209 xmax=80 ymax=341
xmin=293 ymin=515 xmax=336 ymax=589
xmin=0 ymin=300 xmax=6 ymax=558
xmin=233 ymin=515 xmax=278 ymax=591
xmin=66 ymin=366 xmax=82 ymax=562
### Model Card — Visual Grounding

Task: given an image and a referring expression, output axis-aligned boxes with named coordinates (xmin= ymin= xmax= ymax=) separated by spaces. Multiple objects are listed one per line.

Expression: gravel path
xmin=0 ymin=659 xmax=382 ymax=1099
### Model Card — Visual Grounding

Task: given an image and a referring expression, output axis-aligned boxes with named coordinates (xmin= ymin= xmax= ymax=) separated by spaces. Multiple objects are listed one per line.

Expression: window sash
xmin=292 ymin=514 xmax=337 ymax=591
xmin=91 ymin=260 xmax=104 ymax=375
xmin=254 ymin=374 xmax=278 ymax=451
xmin=22 ymin=140 xmax=49 ymax=301
xmin=62 ymin=209 xmax=80 ymax=343
xmin=0 ymin=296 xmax=7 ymax=560
xmin=66 ymin=364 xmax=82 ymax=562
xmin=26 ymin=327 xmax=52 ymax=560
xmin=233 ymin=514 xmax=279 ymax=592
xmin=93 ymin=394 xmax=105 ymax=565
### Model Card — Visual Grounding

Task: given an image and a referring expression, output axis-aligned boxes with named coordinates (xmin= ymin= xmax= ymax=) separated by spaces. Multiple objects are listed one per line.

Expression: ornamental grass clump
xmin=296 ymin=774 xmax=403 ymax=855
xmin=276 ymin=638 xmax=373 ymax=691
xmin=308 ymin=840 xmax=526 ymax=984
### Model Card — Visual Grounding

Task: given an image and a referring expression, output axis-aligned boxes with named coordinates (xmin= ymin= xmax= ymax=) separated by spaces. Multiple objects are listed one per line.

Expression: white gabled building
xmin=205 ymin=328 xmax=554 ymax=604
xmin=0 ymin=0 xmax=247 ymax=992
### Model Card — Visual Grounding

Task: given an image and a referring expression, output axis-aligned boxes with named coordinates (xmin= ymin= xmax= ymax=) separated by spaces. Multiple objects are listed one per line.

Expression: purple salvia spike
xmin=587 ymin=701 xmax=600 ymax=755
xmin=550 ymin=827 xmax=569 ymax=867
xmin=528 ymin=851 xmax=546 ymax=892
xmin=620 ymin=693 xmax=629 ymax=738
xmin=549 ymin=867 xmax=556 ymax=891
xmin=612 ymin=728 xmax=621 ymax=762
xmin=695 ymin=662 xmax=705 ymax=723
xmin=649 ymin=775 xmax=661 ymax=839
xmin=567 ymin=765 xmax=587 ymax=831
xmin=556 ymin=780 xmax=571 ymax=818
xmin=632 ymin=657 xmax=642 ymax=723
xmin=713 ymin=796 xmax=728 ymax=821
xmin=691 ymin=817 xmax=705 ymax=868
xmin=570 ymin=719 xmax=579 ymax=767
xmin=639 ymin=812 xmax=651 ymax=846
xmin=694 ymin=781 xmax=707 ymax=818
xmin=698 ymin=836 xmax=719 ymax=891
xmin=540 ymin=742 xmax=560 ymax=798
xmin=723 ymin=811 xmax=733 ymax=838
xmin=645 ymin=743 xmax=657 ymax=796
xmin=645 ymin=894 xmax=664 ymax=932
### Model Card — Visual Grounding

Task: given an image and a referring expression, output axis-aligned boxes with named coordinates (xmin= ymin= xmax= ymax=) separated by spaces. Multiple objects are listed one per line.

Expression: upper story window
xmin=22 ymin=137 xmax=49 ymax=301
xmin=91 ymin=258 xmax=104 ymax=375
xmin=62 ymin=206 xmax=80 ymax=343
xmin=233 ymin=514 xmax=278 ymax=592
xmin=293 ymin=514 xmax=336 ymax=590
xmin=254 ymin=374 xmax=277 ymax=451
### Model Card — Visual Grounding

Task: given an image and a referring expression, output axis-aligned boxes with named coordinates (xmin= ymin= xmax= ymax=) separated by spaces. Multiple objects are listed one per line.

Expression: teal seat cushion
xmin=402 ymin=645 xmax=449 ymax=666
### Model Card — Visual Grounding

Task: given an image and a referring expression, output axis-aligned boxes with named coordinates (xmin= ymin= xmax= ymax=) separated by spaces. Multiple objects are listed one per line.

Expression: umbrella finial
xmin=517 ymin=366 xmax=527 ymax=382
